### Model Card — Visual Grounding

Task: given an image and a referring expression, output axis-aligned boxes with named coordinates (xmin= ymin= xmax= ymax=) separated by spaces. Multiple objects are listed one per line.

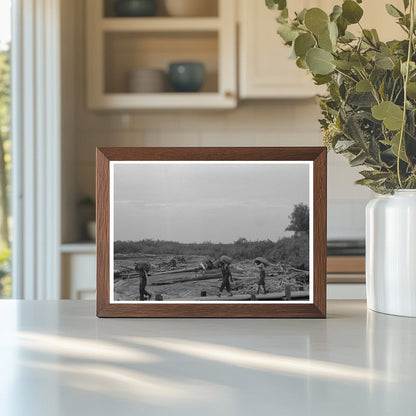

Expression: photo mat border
xmin=109 ymin=161 xmax=314 ymax=305
xmin=97 ymin=147 xmax=327 ymax=318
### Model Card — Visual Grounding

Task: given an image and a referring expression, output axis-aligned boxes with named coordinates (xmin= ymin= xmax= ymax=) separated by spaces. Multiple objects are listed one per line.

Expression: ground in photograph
xmin=114 ymin=253 xmax=309 ymax=302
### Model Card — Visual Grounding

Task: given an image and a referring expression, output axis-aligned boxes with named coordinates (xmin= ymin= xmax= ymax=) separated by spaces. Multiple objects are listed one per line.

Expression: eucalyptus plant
xmin=266 ymin=0 xmax=416 ymax=193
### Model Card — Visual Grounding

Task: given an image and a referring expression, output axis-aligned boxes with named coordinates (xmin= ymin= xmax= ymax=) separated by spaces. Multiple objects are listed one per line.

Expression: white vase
xmin=366 ymin=190 xmax=416 ymax=317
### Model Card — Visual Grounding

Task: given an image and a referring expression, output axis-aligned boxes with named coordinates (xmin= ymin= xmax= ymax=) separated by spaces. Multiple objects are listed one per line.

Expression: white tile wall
xmin=72 ymin=101 xmax=373 ymax=241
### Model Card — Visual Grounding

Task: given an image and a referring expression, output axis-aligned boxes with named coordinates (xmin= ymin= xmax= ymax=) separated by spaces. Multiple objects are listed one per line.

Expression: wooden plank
xmin=151 ymin=267 xmax=201 ymax=276
xmin=150 ymin=274 xmax=222 ymax=286
xmin=193 ymin=291 xmax=309 ymax=302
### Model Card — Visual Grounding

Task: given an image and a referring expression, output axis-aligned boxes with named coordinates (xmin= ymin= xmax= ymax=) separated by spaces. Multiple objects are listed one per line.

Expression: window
xmin=0 ymin=0 xmax=11 ymax=298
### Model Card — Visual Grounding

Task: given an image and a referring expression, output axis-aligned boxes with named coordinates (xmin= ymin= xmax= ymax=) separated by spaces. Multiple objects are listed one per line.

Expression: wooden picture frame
xmin=96 ymin=147 xmax=327 ymax=318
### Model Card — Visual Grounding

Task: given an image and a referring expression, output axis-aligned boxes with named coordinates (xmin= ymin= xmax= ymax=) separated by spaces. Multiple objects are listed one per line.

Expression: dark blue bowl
xmin=168 ymin=62 xmax=205 ymax=93
xmin=114 ymin=0 xmax=157 ymax=17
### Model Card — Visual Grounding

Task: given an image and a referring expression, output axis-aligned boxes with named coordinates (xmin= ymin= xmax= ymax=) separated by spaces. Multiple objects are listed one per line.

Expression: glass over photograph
xmin=110 ymin=161 xmax=313 ymax=303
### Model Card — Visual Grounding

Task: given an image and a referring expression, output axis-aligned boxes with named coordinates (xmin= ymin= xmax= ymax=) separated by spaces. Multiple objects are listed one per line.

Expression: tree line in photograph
xmin=115 ymin=203 xmax=310 ymax=270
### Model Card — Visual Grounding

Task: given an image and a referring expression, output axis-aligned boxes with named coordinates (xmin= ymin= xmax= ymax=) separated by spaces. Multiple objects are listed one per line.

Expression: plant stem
xmin=358 ymin=69 xmax=381 ymax=104
xmin=334 ymin=68 xmax=358 ymax=84
xmin=397 ymin=0 xmax=415 ymax=188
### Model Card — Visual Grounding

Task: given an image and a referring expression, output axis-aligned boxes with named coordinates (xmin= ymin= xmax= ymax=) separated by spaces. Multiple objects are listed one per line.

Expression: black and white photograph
xmin=110 ymin=161 xmax=313 ymax=303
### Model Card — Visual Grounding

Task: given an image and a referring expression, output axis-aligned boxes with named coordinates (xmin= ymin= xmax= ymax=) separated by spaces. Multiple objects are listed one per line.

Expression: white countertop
xmin=0 ymin=300 xmax=415 ymax=416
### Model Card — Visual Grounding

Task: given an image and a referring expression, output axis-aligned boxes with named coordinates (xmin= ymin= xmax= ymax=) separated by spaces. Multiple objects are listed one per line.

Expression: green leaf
xmin=333 ymin=60 xmax=353 ymax=70
xmin=355 ymin=178 xmax=376 ymax=186
xmin=372 ymin=101 xmax=404 ymax=130
xmin=342 ymin=0 xmax=364 ymax=24
xmin=313 ymin=74 xmax=332 ymax=85
xmin=339 ymin=31 xmax=356 ymax=43
xmin=401 ymin=61 xmax=416 ymax=76
xmin=375 ymin=55 xmax=395 ymax=70
xmin=356 ymin=79 xmax=372 ymax=92
xmin=266 ymin=0 xmax=287 ymax=11
xmin=378 ymin=78 xmax=386 ymax=100
xmin=393 ymin=60 xmax=402 ymax=79
xmin=336 ymin=15 xmax=348 ymax=36
xmin=328 ymin=21 xmax=338 ymax=44
xmin=296 ymin=57 xmax=308 ymax=69
xmin=407 ymin=82 xmax=416 ymax=99
xmin=399 ymin=14 xmax=411 ymax=29
xmin=363 ymin=29 xmax=376 ymax=46
xmin=360 ymin=170 xmax=392 ymax=181
xmin=304 ymin=8 xmax=329 ymax=35
xmin=344 ymin=114 xmax=367 ymax=147
xmin=330 ymin=5 xmax=342 ymax=22
xmin=334 ymin=140 xmax=355 ymax=152
xmin=306 ymin=48 xmax=335 ymax=75
xmin=296 ymin=8 xmax=307 ymax=23
xmin=277 ymin=23 xmax=298 ymax=43
xmin=369 ymin=136 xmax=382 ymax=163
xmin=385 ymin=4 xmax=403 ymax=18
xmin=294 ymin=33 xmax=316 ymax=58
xmin=350 ymin=152 xmax=367 ymax=167
xmin=318 ymin=27 xmax=334 ymax=52
xmin=348 ymin=92 xmax=377 ymax=107
xmin=350 ymin=54 xmax=368 ymax=70
xmin=383 ymin=132 xmax=409 ymax=162
xmin=371 ymin=29 xmax=380 ymax=42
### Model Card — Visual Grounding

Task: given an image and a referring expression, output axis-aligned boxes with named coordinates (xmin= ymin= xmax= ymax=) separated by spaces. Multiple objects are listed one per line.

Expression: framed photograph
xmin=96 ymin=147 xmax=327 ymax=318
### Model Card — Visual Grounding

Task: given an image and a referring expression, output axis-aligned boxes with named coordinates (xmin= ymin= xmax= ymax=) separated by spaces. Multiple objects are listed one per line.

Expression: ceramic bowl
xmin=114 ymin=0 xmax=158 ymax=17
xmin=168 ymin=62 xmax=205 ymax=92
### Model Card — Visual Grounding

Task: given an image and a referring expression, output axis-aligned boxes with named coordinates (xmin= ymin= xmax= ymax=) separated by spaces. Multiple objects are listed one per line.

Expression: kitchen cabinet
xmin=239 ymin=0 xmax=325 ymax=99
xmin=238 ymin=0 xmax=404 ymax=99
xmin=86 ymin=0 xmax=237 ymax=109
xmin=61 ymin=245 xmax=96 ymax=300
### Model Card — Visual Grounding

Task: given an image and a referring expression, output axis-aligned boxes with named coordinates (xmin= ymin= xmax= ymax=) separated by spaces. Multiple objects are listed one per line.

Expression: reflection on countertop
xmin=0 ymin=300 xmax=416 ymax=415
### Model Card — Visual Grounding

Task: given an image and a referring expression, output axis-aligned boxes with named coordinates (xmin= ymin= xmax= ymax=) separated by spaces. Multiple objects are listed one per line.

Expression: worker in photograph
xmin=199 ymin=258 xmax=215 ymax=274
xmin=255 ymin=258 xmax=268 ymax=295
xmin=135 ymin=262 xmax=152 ymax=301
xmin=218 ymin=257 xmax=234 ymax=297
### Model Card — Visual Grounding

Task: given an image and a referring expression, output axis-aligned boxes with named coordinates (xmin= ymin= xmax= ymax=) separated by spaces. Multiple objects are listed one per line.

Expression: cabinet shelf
xmin=86 ymin=0 xmax=236 ymax=110
xmin=101 ymin=17 xmax=221 ymax=32
xmin=89 ymin=92 xmax=235 ymax=110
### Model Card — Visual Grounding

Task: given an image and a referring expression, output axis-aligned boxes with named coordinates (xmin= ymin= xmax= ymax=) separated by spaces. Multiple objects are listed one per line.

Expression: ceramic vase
xmin=366 ymin=190 xmax=416 ymax=317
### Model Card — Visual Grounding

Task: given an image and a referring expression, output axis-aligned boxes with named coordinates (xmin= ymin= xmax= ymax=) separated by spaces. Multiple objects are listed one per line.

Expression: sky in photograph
xmin=113 ymin=162 xmax=310 ymax=243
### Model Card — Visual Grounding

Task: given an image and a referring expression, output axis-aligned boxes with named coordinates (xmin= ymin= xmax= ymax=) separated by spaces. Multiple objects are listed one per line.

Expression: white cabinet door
xmin=359 ymin=0 xmax=404 ymax=41
xmin=62 ymin=253 xmax=96 ymax=300
xmin=239 ymin=0 xmax=326 ymax=99
xmin=238 ymin=0 xmax=404 ymax=99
